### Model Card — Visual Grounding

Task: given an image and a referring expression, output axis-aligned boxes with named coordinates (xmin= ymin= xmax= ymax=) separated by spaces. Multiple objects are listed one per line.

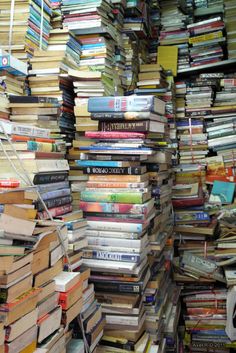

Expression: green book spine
xmin=80 ymin=191 xmax=144 ymax=204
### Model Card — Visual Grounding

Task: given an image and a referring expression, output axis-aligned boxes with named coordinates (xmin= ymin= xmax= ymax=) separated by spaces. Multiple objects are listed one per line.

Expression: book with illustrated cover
xmin=209 ymin=181 xmax=235 ymax=204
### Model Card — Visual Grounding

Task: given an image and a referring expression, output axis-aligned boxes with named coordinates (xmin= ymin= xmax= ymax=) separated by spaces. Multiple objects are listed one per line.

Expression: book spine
xmin=85 ymin=131 xmax=145 ymax=138
xmin=79 ymin=201 xmax=148 ymax=214
xmin=38 ymin=204 xmax=73 ymax=219
xmin=93 ymin=280 xmax=142 ymax=294
xmin=27 ymin=141 xmax=59 ymax=152
xmin=38 ymin=195 xmax=72 ymax=212
xmin=88 ymin=96 xmax=154 ymax=112
xmin=12 ymin=125 xmax=50 ymax=139
xmin=86 ymin=182 xmax=147 ymax=188
xmin=41 ymin=188 xmax=71 ymax=201
xmin=87 ymin=221 xmax=143 ymax=233
xmin=33 ymin=172 xmax=68 ymax=184
xmin=99 ymin=121 xmax=149 ymax=132
xmin=77 ymin=161 xmax=125 ymax=167
xmin=84 ymin=166 xmax=145 ymax=175
xmin=80 ymin=191 xmax=143 ymax=204
xmin=83 ymin=250 xmax=141 ymax=263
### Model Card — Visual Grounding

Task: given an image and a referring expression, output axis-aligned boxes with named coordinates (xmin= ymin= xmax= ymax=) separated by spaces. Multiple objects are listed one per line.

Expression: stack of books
xmin=136 ymin=63 xmax=168 ymax=93
xmin=0 ymin=94 xmax=9 ymax=121
xmin=123 ymin=0 xmax=148 ymax=38
xmin=187 ymin=17 xmax=226 ymax=67
xmin=0 ymin=72 xmax=25 ymax=96
xmin=159 ymin=0 xmax=190 ymax=72
xmin=182 ymin=288 xmax=229 ymax=352
xmin=0 ymin=0 xmax=52 ymax=61
xmin=28 ymin=29 xmax=83 ymax=142
xmin=0 ymin=185 xmax=68 ymax=352
xmin=1 ymin=103 xmax=72 ymax=218
xmin=76 ymin=95 xmax=177 ymax=352
xmin=148 ymin=0 xmax=161 ymax=63
xmin=60 ymin=211 xmax=105 ymax=352
xmin=224 ymin=0 xmax=236 ymax=59
xmin=122 ymin=33 xmax=139 ymax=90
xmin=205 ymin=75 xmax=236 ymax=183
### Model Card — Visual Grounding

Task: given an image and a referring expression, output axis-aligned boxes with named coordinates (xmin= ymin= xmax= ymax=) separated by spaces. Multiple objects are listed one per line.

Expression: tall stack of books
xmin=224 ymin=0 xmax=236 ymax=59
xmin=187 ymin=17 xmax=226 ymax=67
xmin=122 ymin=33 xmax=139 ymax=90
xmin=75 ymin=95 xmax=178 ymax=352
xmin=159 ymin=0 xmax=190 ymax=72
xmin=133 ymin=63 xmax=180 ymax=351
xmin=28 ymin=28 xmax=82 ymax=142
xmin=0 ymin=0 xmax=52 ymax=62
xmin=0 ymin=183 xmax=68 ymax=352
xmin=148 ymin=0 xmax=161 ymax=63
xmin=3 ymin=98 xmax=73 ymax=219
xmin=205 ymin=75 xmax=236 ymax=183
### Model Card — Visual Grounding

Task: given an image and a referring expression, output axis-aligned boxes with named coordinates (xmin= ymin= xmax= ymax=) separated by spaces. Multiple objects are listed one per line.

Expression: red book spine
xmin=38 ymin=205 xmax=73 ymax=219
xmin=85 ymin=131 xmax=145 ymax=139
xmin=11 ymin=135 xmax=56 ymax=143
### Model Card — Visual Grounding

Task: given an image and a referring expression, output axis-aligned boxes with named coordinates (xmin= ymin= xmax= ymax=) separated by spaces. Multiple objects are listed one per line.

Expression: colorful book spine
xmin=27 ymin=141 xmax=59 ymax=152
xmin=79 ymin=201 xmax=152 ymax=214
xmin=80 ymin=191 xmax=146 ymax=204
xmin=77 ymin=161 xmax=131 ymax=167
xmin=88 ymin=96 xmax=157 ymax=112
xmin=38 ymin=204 xmax=73 ymax=219
xmin=189 ymin=31 xmax=223 ymax=44
xmin=41 ymin=188 xmax=71 ymax=201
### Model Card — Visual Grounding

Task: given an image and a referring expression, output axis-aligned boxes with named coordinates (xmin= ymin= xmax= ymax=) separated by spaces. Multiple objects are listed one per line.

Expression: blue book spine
xmin=84 ymin=250 xmax=141 ymax=263
xmin=0 ymin=205 xmax=4 ymax=214
xmin=41 ymin=188 xmax=71 ymax=201
xmin=80 ymin=146 xmax=151 ymax=151
xmin=76 ymin=160 xmax=124 ymax=167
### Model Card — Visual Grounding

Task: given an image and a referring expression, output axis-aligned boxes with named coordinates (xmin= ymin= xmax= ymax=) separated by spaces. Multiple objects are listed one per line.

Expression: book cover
xmin=209 ymin=181 xmax=235 ymax=204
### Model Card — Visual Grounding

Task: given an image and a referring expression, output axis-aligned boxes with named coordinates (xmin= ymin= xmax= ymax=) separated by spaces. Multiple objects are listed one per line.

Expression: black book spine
xmin=86 ymin=154 xmax=143 ymax=162
xmin=83 ymin=166 xmax=146 ymax=175
xmin=9 ymin=96 xmax=58 ymax=104
xmin=37 ymin=195 xmax=72 ymax=211
xmin=91 ymin=113 xmax=125 ymax=120
xmin=100 ymin=340 xmax=135 ymax=351
xmin=99 ymin=120 xmax=149 ymax=132
xmin=33 ymin=173 xmax=68 ymax=185
xmin=92 ymin=280 xmax=142 ymax=294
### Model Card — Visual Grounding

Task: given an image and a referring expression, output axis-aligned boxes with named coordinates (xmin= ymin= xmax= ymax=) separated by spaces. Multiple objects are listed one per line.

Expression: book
xmin=209 ymin=181 xmax=235 ymax=204
xmin=54 ymin=271 xmax=80 ymax=292
xmin=88 ymin=96 xmax=165 ymax=115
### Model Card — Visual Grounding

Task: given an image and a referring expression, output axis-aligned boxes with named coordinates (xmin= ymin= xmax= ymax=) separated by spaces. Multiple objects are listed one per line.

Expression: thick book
xmin=83 ymin=166 xmax=146 ymax=175
xmin=0 ymin=119 xmax=50 ymax=139
xmin=79 ymin=199 xmax=154 ymax=214
xmin=8 ymin=96 xmax=58 ymax=104
xmin=80 ymin=190 xmax=151 ymax=204
xmin=77 ymin=160 xmax=140 ymax=168
xmin=92 ymin=268 xmax=150 ymax=294
xmin=90 ymin=112 xmax=167 ymax=122
xmin=83 ymin=250 xmax=142 ymax=263
xmin=85 ymin=131 xmax=146 ymax=138
xmin=88 ymin=96 xmax=165 ymax=115
xmin=98 ymin=120 xmax=165 ymax=133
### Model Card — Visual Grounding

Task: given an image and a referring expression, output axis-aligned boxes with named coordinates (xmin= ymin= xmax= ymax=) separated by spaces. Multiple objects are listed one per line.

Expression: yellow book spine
xmin=189 ymin=31 xmax=223 ymax=44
